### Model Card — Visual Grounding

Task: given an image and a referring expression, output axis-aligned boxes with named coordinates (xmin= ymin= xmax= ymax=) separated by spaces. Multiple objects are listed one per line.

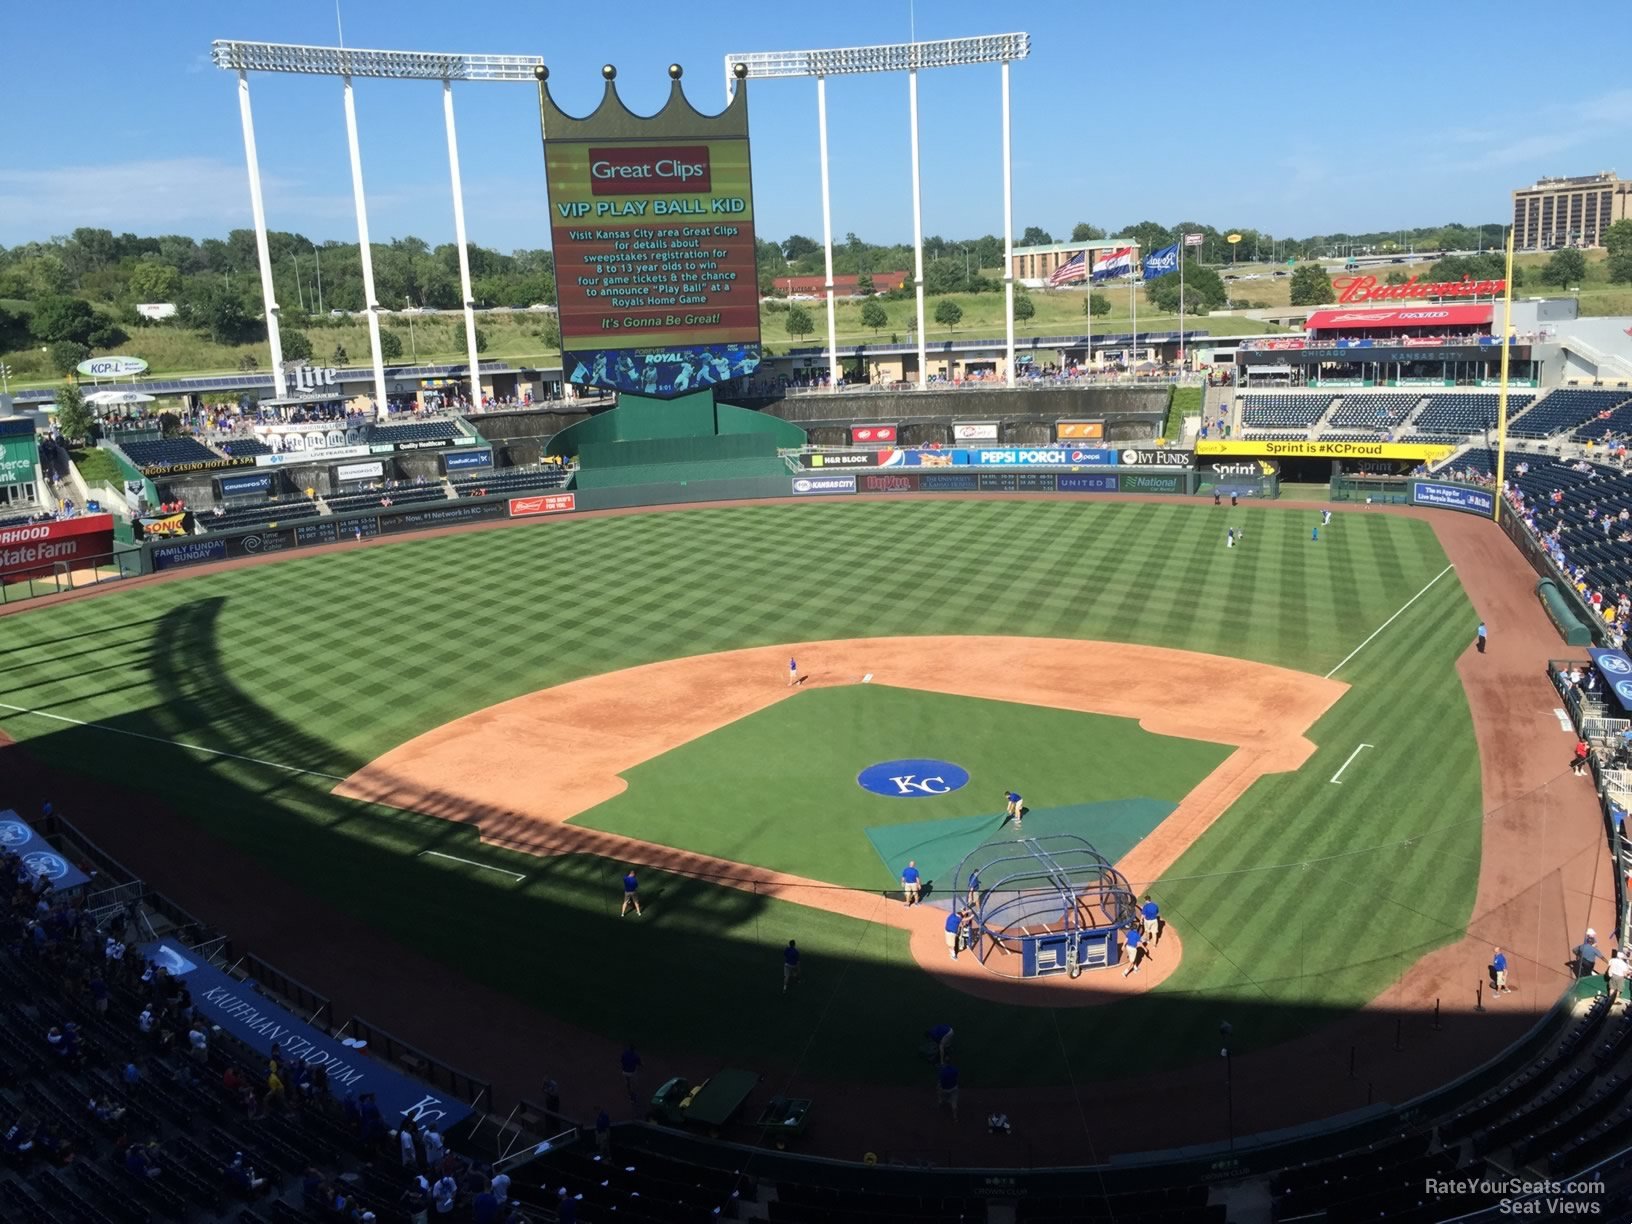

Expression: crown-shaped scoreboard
xmin=537 ymin=63 xmax=761 ymax=400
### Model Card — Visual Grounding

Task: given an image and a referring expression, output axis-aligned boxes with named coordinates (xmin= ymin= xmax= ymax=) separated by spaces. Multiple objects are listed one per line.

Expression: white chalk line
xmin=420 ymin=850 xmax=526 ymax=882
xmin=0 ymin=700 xmax=348 ymax=782
xmin=1329 ymin=743 xmax=1374 ymax=785
xmin=1325 ymin=564 xmax=1456 ymax=679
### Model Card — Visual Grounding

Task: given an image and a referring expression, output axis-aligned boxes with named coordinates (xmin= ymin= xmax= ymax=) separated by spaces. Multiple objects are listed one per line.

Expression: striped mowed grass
xmin=0 ymin=500 xmax=1477 ymax=1083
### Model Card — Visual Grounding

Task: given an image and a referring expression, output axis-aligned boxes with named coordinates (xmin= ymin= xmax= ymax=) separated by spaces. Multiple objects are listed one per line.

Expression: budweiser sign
xmin=1334 ymin=275 xmax=1504 ymax=304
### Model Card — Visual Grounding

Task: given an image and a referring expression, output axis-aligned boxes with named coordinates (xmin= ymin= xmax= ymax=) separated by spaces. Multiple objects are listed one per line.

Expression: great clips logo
xmin=589 ymin=146 xmax=711 ymax=195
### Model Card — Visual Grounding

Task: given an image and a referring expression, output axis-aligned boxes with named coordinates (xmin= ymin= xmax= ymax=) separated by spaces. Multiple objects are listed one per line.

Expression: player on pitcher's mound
xmin=1003 ymin=790 xmax=1024 ymax=831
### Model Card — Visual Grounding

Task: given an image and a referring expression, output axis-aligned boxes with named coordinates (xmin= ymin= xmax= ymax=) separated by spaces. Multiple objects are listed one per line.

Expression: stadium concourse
xmin=2 ymin=488 xmax=1631 ymax=1221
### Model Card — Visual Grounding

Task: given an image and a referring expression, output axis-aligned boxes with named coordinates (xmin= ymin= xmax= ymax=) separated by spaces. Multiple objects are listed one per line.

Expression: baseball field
xmin=0 ymin=496 xmax=1508 ymax=1150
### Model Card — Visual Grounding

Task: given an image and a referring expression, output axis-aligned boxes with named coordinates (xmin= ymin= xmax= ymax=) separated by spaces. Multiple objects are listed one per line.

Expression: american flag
xmin=1184 ymin=233 xmax=1204 ymax=247
xmin=1047 ymin=251 xmax=1088 ymax=287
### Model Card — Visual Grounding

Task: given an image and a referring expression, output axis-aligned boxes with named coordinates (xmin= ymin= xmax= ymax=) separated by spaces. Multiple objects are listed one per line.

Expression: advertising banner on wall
xmin=1410 ymin=481 xmax=1494 ymax=516
xmin=149 ymin=537 xmax=227 ymax=572
xmin=335 ymin=461 xmax=385 ymax=483
xmin=0 ymin=514 xmax=115 ymax=582
xmin=0 ymin=811 xmax=92 ymax=890
xmin=857 ymin=472 xmax=918 ymax=494
xmin=217 ymin=472 xmax=273 ymax=498
xmin=1058 ymin=473 xmax=1118 ymax=492
xmin=1197 ymin=440 xmax=1457 ymax=462
xmin=979 ymin=472 xmax=1058 ymax=492
xmin=510 ymin=493 xmax=577 ymax=518
xmin=802 ymin=449 xmax=905 ymax=469
xmin=952 ymin=422 xmax=999 ymax=441
xmin=850 ymin=424 xmax=897 ymax=444
xmin=1119 ymin=473 xmax=1186 ymax=494
xmin=1118 ymin=448 xmax=1193 ymax=467
xmin=540 ymin=72 xmax=761 ymax=398
xmin=967 ymin=447 xmax=1117 ymax=466
xmin=791 ymin=474 xmax=856 ymax=496
xmin=0 ymin=432 xmax=38 ymax=485
xmin=140 ymin=940 xmax=471 ymax=1128
xmin=1055 ymin=422 xmax=1105 ymax=441
xmin=443 ymin=448 xmax=494 ymax=472
xmin=377 ymin=501 xmax=506 ymax=534
xmin=256 ymin=445 xmax=373 ymax=468
xmin=917 ymin=472 xmax=979 ymax=492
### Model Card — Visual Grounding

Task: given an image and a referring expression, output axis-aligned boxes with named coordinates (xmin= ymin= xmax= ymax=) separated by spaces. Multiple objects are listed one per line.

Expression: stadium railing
xmin=0 ymin=548 xmax=144 ymax=605
xmin=343 ymin=1014 xmax=492 ymax=1114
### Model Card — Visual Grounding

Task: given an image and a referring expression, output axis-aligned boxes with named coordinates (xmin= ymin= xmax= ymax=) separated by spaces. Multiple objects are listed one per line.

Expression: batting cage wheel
xmin=953 ymin=834 xmax=1139 ymax=979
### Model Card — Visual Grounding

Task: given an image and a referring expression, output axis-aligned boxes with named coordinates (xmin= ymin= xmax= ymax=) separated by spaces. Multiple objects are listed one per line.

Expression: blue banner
xmin=1058 ymin=473 xmax=1118 ymax=492
xmin=966 ymin=447 xmax=1116 ymax=467
xmin=218 ymin=472 xmax=273 ymax=497
xmin=0 ymin=811 xmax=93 ymax=891
xmin=1142 ymin=244 xmax=1180 ymax=280
xmin=141 ymin=940 xmax=472 ymax=1129
xmin=150 ymin=537 xmax=227 ymax=571
xmin=444 ymin=448 xmax=494 ymax=472
xmin=1411 ymin=482 xmax=1493 ymax=516
xmin=1589 ymin=649 xmax=1632 ymax=711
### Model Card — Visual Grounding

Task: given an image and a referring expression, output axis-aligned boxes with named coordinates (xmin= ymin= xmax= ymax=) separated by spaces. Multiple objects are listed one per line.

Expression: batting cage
xmin=954 ymin=834 xmax=1139 ymax=979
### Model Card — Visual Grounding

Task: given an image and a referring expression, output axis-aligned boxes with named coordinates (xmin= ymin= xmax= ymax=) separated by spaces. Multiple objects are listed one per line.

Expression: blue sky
xmin=3 ymin=0 xmax=1628 ymax=251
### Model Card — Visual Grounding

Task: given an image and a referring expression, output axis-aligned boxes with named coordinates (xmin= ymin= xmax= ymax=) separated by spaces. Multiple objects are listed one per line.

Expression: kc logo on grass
xmin=857 ymin=759 xmax=971 ymax=798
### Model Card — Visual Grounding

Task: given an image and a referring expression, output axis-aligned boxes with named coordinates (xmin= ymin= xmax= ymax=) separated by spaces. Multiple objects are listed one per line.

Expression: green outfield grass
xmin=571 ymin=684 xmax=1229 ymax=887
xmin=0 ymin=499 xmax=1481 ymax=1083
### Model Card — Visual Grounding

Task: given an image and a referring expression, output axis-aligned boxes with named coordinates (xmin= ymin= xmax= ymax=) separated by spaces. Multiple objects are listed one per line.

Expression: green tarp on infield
xmin=863 ymin=797 xmax=1177 ymax=899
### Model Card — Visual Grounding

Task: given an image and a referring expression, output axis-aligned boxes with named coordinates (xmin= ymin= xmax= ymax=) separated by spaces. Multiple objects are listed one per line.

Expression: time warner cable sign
xmin=540 ymin=66 xmax=761 ymax=398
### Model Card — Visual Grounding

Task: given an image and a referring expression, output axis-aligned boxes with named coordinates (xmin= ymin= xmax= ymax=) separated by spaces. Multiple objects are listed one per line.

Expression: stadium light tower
xmin=211 ymin=40 xmax=545 ymax=411
xmin=726 ymin=34 xmax=1030 ymax=389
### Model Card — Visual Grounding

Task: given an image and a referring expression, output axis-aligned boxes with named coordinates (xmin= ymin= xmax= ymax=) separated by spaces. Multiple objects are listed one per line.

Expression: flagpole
xmin=1493 ymin=225 xmax=1516 ymax=526
xmin=1130 ymin=247 xmax=1138 ymax=376
xmin=1179 ymin=246 xmax=1185 ymax=372
xmin=1084 ymin=252 xmax=1092 ymax=376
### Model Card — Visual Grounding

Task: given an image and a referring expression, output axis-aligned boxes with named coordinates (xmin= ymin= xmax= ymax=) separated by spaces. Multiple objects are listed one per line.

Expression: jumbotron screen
xmin=545 ymin=137 xmax=761 ymax=398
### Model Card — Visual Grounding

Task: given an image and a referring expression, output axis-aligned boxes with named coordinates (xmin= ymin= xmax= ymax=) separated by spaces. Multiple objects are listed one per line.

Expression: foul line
xmin=1329 ymin=743 xmax=1374 ymax=785
xmin=419 ymin=850 xmax=526 ymax=882
xmin=0 ymin=700 xmax=348 ymax=782
xmin=1324 ymin=564 xmax=1455 ymax=679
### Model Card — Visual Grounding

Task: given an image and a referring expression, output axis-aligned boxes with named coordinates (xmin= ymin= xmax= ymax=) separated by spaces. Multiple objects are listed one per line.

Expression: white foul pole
xmin=1179 ymin=244 xmax=1186 ymax=372
xmin=236 ymin=69 xmax=287 ymax=398
xmin=341 ymin=74 xmax=389 ymax=415
xmin=442 ymin=79 xmax=484 ymax=408
xmin=1001 ymin=59 xmax=1015 ymax=387
xmin=908 ymin=65 xmax=927 ymax=389
xmin=816 ymin=75 xmax=839 ymax=389
xmin=1130 ymin=253 xmax=1137 ymax=372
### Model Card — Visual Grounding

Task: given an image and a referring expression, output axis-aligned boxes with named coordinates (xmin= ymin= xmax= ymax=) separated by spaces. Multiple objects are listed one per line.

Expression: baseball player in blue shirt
xmin=1140 ymin=895 xmax=1161 ymax=947
xmin=1004 ymin=790 xmax=1023 ymax=830
xmin=943 ymin=910 xmax=963 ymax=960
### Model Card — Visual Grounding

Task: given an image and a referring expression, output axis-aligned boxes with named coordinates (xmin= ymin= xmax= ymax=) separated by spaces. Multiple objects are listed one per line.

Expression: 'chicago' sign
xmin=1334 ymin=275 xmax=1505 ymax=304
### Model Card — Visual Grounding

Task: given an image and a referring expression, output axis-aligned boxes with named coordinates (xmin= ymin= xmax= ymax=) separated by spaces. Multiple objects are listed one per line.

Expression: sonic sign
xmin=1332 ymin=275 xmax=1506 ymax=304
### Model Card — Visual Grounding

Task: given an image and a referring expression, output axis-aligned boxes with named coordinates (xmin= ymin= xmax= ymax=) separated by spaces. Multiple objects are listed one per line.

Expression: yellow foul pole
xmin=1492 ymin=226 xmax=1516 ymax=524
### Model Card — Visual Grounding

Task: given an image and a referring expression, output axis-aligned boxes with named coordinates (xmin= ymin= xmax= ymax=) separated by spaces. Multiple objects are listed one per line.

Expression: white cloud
xmin=0 ymin=157 xmax=362 ymax=243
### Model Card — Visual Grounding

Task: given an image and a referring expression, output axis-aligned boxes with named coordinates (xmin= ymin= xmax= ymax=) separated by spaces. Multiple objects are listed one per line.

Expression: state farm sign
xmin=1334 ymin=275 xmax=1505 ymax=304
xmin=589 ymin=147 xmax=710 ymax=195
xmin=0 ymin=513 xmax=115 ymax=582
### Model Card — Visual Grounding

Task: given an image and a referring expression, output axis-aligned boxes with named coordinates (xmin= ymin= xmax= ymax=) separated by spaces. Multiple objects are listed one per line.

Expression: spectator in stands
xmin=421 ymin=1121 xmax=445 ymax=1168
xmin=472 ymin=1177 xmax=501 ymax=1224
xmin=261 ymin=1063 xmax=288 ymax=1116
xmin=936 ymin=1061 xmax=960 ymax=1121
xmin=490 ymin=1170 xmax=511 ymax=1206
xmin=125 ymin=1140 xmax=162 ymax=1179
xmin=619 ymin=1042 xmax=641 ymax=1100
xmin=593 ymin=1106 xmax=611 ymax=1156
xmin=187 ymin=1021 xmax=209 ymax=1065
xmin=1576 ymin=930 xmax=1607 ymax=980
xmin=398 ymin=1118 xmax=421 ymax=1168
xmin=225 ymin=1151 xmax=266 ymax=1196
xmin=85 ymin=1095 xmax=125 ymax=1127
xmin=432 ymin=1171 xmax=459 ymax=1215
xmin=1608 ymin=949 xmax=1631 ymax=1003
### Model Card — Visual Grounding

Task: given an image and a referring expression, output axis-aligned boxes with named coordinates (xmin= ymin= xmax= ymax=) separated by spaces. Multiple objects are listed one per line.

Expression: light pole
xmin=0 ymin=362 xmax=11 ymax=398
xmin=404 ymin=296 xmax=418 ymax=362
xmin=290 ymin=255 xmax=305 ymax=313
xmin=309 ymin=242 xmax=324 ymax=315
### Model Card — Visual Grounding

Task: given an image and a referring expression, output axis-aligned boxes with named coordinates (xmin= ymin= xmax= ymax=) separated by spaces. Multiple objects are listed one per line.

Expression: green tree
xmin=1144 ymin=262 xmax=1226 ymax=314
xmin=197 ymin=291 xmax=256 ymax=344
xmin=785 ymin=305 xmax=815 ymax=340
xmin=127 ymin=260 xmax=182 ymax=303
xmin=1288 ymin=263 xmax=1334 ymax=306
xmin=860 ymin=299 xmax=889 ymax=335
xmin=781 ymin=235 xmax=820 ymax=261
xmin=31 ymin=295 xmax=98 ymax=344
xmin=48 ymin=340 xmax=91 ymax=377
xmin=378 ymin=330 xmax=404 ymax=361
xmin=1542 ymin=247 xmax=1587 ymax=288
xmin=856 ymin=272 xmax=874 ymax=295
xmin=237 ymin=353 xmax=258 ymax=372
xmin=281 ymin=330 xmax=313 ymax=361
xmin=1123 ymin=221 xmax=1174 ymax=257
xmin=0 ymin=306 xmax=30 ymax=353
xmin=1020 ymin=226 xmax=1053 ymax=246
xmin=540 ymin=317 xmax=561 ymax=350
xmin=1384 ymin=270 xmax=1410 ymax=286
xmin=1070 ymin=222 xmax=1106 ymax=242
xmin=55 ymin=381 xmax=94 ymax=442
xmin=1013 ymin=292 xmax=1036 ymax=322
xmin=934 ymin=298 xmax=963 ymax=332
xmin=88 ymin=323 xmax=128 ymax=349
xmin=473 ymin=326 xmax=489 ymax=354
xmin=332 ymin=344 xmax=349 ymax=366
xmin=1606 ymin=219 xmax=1632 ymax=283
xmin=1085 ymin=292 xmax=1111 ymax=318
